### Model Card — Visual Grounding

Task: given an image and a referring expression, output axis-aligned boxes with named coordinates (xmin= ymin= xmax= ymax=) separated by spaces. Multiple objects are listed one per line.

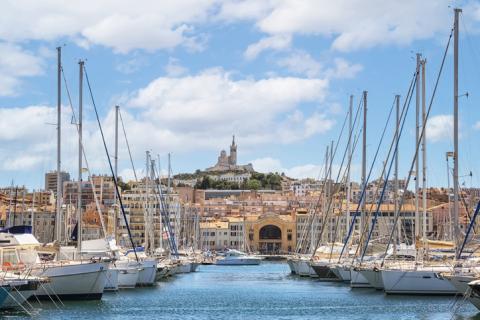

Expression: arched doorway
xmin=259 ymin=225 xmax=282 ymax=254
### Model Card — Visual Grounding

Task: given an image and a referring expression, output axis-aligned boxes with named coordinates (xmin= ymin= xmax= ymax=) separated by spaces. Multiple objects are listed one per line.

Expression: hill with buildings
xmin=173 ymin=136 xmax=290 ymax=190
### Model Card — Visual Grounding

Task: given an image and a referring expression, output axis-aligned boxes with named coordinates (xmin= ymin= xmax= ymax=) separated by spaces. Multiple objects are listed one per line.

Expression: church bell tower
xmin=228 ymin=135 xmax=237 ymax=165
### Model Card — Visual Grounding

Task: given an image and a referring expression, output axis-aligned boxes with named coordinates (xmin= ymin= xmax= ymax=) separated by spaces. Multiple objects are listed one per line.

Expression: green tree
xmin=246 ymin=179 xmax=261 ymax=190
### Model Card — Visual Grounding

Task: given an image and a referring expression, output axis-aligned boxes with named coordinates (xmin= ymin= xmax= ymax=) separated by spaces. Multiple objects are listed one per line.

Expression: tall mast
xmin=32 ymin=190 xmax=36 ymax=236
xmin=77 ymin=60 xmax=84 ymax=255
xmin=145 ymin=151 xmax=150 ymax=253
xmin=167 ymin=153 xmax=172 ymax=194
xmin=56 ymin=46 xmax=62 ymax=242
xmin=149 ymin=159 xmax=156 ymax=252
xmin=415 ymin=53 xmax=421 ymax=240
xmin=114 ymin=105 xmax=119 ymax=240
xmin=157 ymin=154 xmax=164 ymax=252
xmin=319 ymin=145 xmax=329 ymax=247
xmin=346 ymin=95 xmax=353 ymax=238
xmin=421 ymin=59 xmax=428 ymax=251
xmin=329 ymin=140 xmax=333 ymax=242
xmin=361 ymin=91 xmax=367 ymax=244
xmin=394 ymin=95 xmax=400 ymax=248
xmin=167 ymin=153 xmax=173 ymax=247
xmin=453 ymin=8 xmax=462 ymax=255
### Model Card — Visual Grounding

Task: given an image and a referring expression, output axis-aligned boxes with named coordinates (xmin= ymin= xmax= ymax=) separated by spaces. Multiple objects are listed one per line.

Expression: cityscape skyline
xmin=0 ymin=1 xmax=480 ymax=190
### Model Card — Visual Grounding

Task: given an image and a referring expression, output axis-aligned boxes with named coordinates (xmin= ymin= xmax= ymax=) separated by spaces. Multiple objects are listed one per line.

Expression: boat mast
xmin=145 ymin=151 xmax=150 ymax=254
xmin=114 ymin=105 xmax=119 ymax=240
xmin=167 ymin=153 xmax=173 ymax=248
xmin=157 ymin=154 xmax=164 ymax=252
xmin=346 ymin=95 xmax=353 ymax=240
xmin=77 ymin=59 xmax=84 ymax=255
xmin=360 ymin=91 xmax=367 ymax=248
xmin=329 ymin=140 xmax=334 ymax=242
xmin=32 ymin=190 xmax=36 ymax=236
xmin=421 ymin=59 xmax=428 ymax=254
xmin=394 ymin=94 xmax=400 ymax=251
xmin=453 ymin=8 xmax=462 ymax=255
xmin=319 ymin=145 xmax=328 ymax=249
xmin=56 ymin=46 xmax=62 ymax=243
xmin=415 ymin=53 xmax=421 ymax=242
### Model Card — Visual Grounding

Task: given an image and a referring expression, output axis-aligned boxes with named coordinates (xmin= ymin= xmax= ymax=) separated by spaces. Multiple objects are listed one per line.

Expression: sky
xmin=1 ymin=0 xmax=480 ymax=190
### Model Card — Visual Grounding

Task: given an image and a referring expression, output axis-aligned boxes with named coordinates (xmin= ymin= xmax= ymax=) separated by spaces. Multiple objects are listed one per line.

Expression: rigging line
xmin=361 ymin=87 xmax=415 ymax=262
xmin=356 ymin=90 xmax=415 ymax=255
xmin=61 ymin=66 xmax=107 ymax=238
xmin=351 ymin=77 xmax=415 ymax=262
xmin=351 ymin=93 xmax=410 ymax=264
xmin=311 ymin=108 xmax=364 ymax=257
xmin=118 ymin=108 xmax=138 ymax=182
xmin=327 ymin=125 xmax=364 ymax=257
xmin=150 ymin=161 xmax=179 ymax=257
xmin=297 ymin=98 xmax=362 ymax=254
xmin=338 ymin=76 xmax=416 ymax=262
xmin=83 ymin=64 xmax=139 ymax=262
xmin=458 ymin=200 xmax=480 ymax=258
xmin=306 ymin=102 xmax=352 ymax=226
xmin=381 ymin=26 xmax=454 ymax=267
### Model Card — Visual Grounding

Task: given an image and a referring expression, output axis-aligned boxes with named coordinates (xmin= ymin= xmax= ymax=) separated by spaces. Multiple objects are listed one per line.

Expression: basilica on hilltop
xmin=206 ymin=136 xmax=254 ymax=172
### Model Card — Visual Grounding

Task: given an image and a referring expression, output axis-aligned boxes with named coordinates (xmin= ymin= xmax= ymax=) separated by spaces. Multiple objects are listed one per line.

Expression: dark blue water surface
xmin=4 ymin=262 xmax=480 ymax=319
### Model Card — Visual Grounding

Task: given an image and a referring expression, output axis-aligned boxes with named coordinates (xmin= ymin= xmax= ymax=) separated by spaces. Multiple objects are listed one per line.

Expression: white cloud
xmin=0 ymin=0 xmax=217 ymax=53
xmin=244 ymin=34 xmax=291 ymax=60
xmin=426 ymin=114 xmax=453 ymax=142
xmin=250 ymin=157 xmax=323 ymax=179
xmin=115 ymin=56 xmax=148 ymax=74
xmin=277 ymin=51 xmax=322 ymax=78
xmin=216 ymin=0 xmax=474 ymax=54
xmin=475 ymin=121 xmax=480 ymax=130
xmin=277 ymin=52 xmax=362 ymax=79
xmin=0 ymin=1 xmax=476 ymax=57
xmin=0 ymin=43 xmax=44 ymax=96
xmin=0 ymin=67 xmax=335 ymax=183
xmin=164 ymin=58 xmax=188 ymax=77
xmin=2 ymin=155 xmax=47 ymax=171
xmin=127 ymin=68 xmax=331 ymax=149
xmin=326 ymin=58 xmax=363 ymax=79
xmin=252 ymin=0 xmax=451 ymax=52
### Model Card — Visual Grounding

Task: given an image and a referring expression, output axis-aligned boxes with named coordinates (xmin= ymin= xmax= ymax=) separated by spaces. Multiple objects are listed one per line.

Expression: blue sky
xmin=0 ymin=1 xmax=480 ymax=190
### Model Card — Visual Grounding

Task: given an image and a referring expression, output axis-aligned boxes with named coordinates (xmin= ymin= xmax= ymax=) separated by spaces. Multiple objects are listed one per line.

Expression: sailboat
xmin=381 ymin=9 xmax=463 ymax=295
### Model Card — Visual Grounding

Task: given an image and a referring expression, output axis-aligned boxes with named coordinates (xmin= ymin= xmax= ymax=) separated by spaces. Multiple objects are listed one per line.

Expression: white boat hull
xmin=137 ymin=260 xmax=157 ymax=286
xmin=118 ymin=268 xmax=139 ymax=289
xmin=359 ymin=268 xmax=384 ymax=290
xmin=176 ymin=262 xmax=193 ymax=273
xmin=296 ymin=260 xmax=313 ymax=276
xmin=216 ymin=258 xmax=260 ymax=266
xmin=331 ymin=265 xmax=351 ymax=282
xmin=3 ymin=290 xmax=35 ymax=309
xmin=381 ymin=268 xmax=456 ymax=295
xmin=104 ymin=267 xmax=119 ymax=291
xmin=350 ymin=269 xmax=372 ymax=288
xmin=446 ymin=274 xmax=474 ymax=295
xmin=287 ymin=259 xmax=296 ymax=274
xmin=33 ymin=262 xmax=107 ymax=300
xmin=190 ymin=262 xmax=199 ymax=272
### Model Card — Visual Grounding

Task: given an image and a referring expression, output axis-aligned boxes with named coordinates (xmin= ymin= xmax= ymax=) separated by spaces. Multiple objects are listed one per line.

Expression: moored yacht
xmin=0 ymin=231 xmax=107 ymax=300
xmin=216 ymin=249 xmax=261 ymax=265
xmin=1 ymin=275 xmax=44 ymax=309
xmin=381 ymin=264 xmax=456 ymax=295
xmin=310 ymin=260 xmax=339 ymax=281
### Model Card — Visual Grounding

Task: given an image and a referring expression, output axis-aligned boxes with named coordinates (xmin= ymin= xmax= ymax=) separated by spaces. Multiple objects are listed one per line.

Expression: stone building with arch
xmin=245 ymin=213 xmax=296 ymax=254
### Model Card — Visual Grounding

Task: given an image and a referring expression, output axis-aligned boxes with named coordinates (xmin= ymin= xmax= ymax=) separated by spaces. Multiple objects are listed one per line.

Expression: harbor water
xmin=6 ymin=262 xmax=480 ymax=319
